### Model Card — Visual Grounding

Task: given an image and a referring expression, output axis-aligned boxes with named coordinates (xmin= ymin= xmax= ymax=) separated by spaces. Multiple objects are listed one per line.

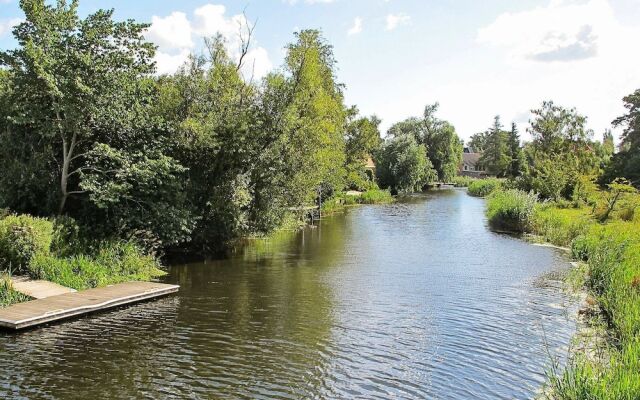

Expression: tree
xmin=422 ymin=104 xmax=463 ymax=182
xmin=479 ymin=116 xmax=510 ymax=177
xmin=468 ymin=131 xmax=488 ymax=153
xmin=0 ymin=0 xmax=156 ymax=215
xmin=506 ymin=122 xmax=524 ymax=178
xmin=376 ymin=135 xmax=436 ymax=194
xmin=279 ymin=29 xmax=348 ymax=203
xmin=521 ymin=101 xmax=600 ymax=199
xmin=387 ymin=104 xmax=462 ymax=182
xmin=601 ymin=90 xmax=640 ymax=187
xmin=345 ymin=110 xmax=382 ymax=190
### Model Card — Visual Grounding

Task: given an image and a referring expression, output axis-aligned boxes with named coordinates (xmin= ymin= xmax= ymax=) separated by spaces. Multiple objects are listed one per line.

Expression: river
xmin=0 ymin=189 xmax=579 ymax=399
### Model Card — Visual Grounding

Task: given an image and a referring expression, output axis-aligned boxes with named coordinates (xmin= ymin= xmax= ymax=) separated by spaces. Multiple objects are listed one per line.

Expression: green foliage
xmin=531 ymin=205 xmax=592 ymax=247
xmin=485 ymin=189 xmax=537 ymax=232
xmin=321 ymin=189 xmax=394 ymax=214
xmin=451 ymin=176 xmax=477 ymax=187
xmin=0 ymin=214 xmax=54 ymax=273
xmin=29 ymin=241 xmax=165 ymax=290
xmin=479 ymin=116 xmax=511 ymax=177
xmin=345 ymin=111 xmax=382 ymax=190
xmin=480 ymin=186 xmax=640 ymax=399
xmin=388 ymin=103 xmax=462 ymax=182
xmin=0 ymin=274 xmax=30 ymax=307
xmin=467 ymin=178 xmax=502 ymax=197
xmin=0 ymin=0 xmax=157 ymax=215
xmin=358 ymin=189 xmax=394 ymax=204
xmin=376 ymin=135 xmax=436 ymax=194
xmin=518 ymin=101 xmax=604 ymax=200
xmin=601 ymin=90 xmax=640 ymax=187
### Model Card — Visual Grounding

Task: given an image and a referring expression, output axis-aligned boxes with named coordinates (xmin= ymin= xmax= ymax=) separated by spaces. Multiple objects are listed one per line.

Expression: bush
xmin=531 ymin=206 xmax=592 ymax=247
xmin=451 ymin=176 xmax=477 ymax=187
xmin=28 ymin=242 xmax=165 ymax=290
xmin=359 ymin=189 xmax=394 ymax=204
xmin=0 ymin=214 xmax=54 ymax=273
xmin=467 ymin=178 xmax=502 ymax=197
xmin=485 ymin=189 xmax=537 ymax=232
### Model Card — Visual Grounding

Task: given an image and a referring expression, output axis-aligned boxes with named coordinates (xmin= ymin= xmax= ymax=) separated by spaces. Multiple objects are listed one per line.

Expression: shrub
xmin=451 ymin=176 xmax=477 ymax=188
xmin=467 ymin=178 xmax=502 ymax=197
xmin=359 ymin=189 xmax=394 ymax=204
xmin=0 ymin=214 xmax=54 ymax=273
xmin=485 ymin=189 xmax=537 ymax=232
xmin=531 ymin=206 xmax=592 ymax=247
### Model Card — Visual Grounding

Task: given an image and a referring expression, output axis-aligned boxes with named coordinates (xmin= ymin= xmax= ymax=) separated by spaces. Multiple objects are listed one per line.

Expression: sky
xmin=1 ymin=0 xmax=639 ymax=143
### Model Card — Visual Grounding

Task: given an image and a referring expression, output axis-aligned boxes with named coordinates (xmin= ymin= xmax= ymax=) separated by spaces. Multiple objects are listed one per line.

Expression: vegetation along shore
xmin=1 ymin=0 xmax=640 ymax=398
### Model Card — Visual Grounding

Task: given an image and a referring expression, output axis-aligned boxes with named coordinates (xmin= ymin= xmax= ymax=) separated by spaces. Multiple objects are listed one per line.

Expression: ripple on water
xmin=0 ymin=190 xmax=579 ymax=399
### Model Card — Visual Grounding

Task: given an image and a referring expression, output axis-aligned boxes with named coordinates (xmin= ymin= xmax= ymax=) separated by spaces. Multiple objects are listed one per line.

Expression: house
xmin=459 ymin=147 xmax=487 ymax=177
xmin=364 ymin=156 xmax=376 ymax=180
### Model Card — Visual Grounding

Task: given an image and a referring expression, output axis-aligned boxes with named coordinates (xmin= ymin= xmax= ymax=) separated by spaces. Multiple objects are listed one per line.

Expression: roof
xmin=462 ymin=152 xmax=481 ymax=166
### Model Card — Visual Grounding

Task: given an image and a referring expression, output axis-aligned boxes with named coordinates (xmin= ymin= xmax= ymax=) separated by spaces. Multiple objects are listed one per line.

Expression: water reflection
xmin=0 ymin=189 xmax=578 ymax=399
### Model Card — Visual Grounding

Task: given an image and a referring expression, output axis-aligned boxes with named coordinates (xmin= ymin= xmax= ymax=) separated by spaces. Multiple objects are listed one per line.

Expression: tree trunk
xmin=58 ymin=131 xmax=77 ymax=215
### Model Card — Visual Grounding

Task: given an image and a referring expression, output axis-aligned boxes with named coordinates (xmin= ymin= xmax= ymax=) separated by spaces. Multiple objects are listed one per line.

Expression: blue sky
xmin=1 ymin=0 xmax=639 ymax=142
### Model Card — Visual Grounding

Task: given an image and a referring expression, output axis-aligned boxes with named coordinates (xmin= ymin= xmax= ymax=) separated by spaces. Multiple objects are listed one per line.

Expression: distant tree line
xmin=465 ymin=98 xmax=636 ymax=200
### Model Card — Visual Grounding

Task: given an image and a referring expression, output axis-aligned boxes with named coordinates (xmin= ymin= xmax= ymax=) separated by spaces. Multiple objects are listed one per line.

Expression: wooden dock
xmin=0 ymin=281 xmax=179 ymax=330
xmin=11 ymin=276 xmax=77 ymax=299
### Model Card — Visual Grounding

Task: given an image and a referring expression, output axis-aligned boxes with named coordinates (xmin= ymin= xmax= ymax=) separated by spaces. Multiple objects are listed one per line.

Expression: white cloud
xmin=385 ymin=13 xmax=410 ymax=31
xmin=145 ymin=12 xmax=193 ymax=51
xmin=146 ymin=4 xmax=273 ymax=79
xmin=347 ymin=17 xmax=363 ymax=36
xmin=468 ymin=0 xmax=640 ymax=141
xmin=154 ymin=49 xmax=191 ymax=75
xmin=0 ymin=17 xmax=22 ymax=37
xmin=478 ymin=0 xmax=614 ymax=63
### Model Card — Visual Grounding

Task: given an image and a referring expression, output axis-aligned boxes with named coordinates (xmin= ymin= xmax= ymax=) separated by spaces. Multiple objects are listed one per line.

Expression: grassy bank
xmin=321 ymin=189 xmax=394 ymax=214
xmin=451 ymin=176 xmax=478 ymax=188
xmin=483 ymin=188 xmax=640 ymax=399
xmin=0 ymin=213 xmax=165 ymax=306
xmin=467 ymin=178 xmax=503 ymax=197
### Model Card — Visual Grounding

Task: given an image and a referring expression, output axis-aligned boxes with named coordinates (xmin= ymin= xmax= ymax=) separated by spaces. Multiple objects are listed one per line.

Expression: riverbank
xmin=479 ymin=187 xmax=640 ymax=399
xmin=0 ymin=214 xmax=165 ymax=308
xmin=320 ymin=188 xmax=395 ymax=214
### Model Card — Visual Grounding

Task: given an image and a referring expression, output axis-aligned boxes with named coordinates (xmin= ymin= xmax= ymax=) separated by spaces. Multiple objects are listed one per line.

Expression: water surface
xmin=0 ymin=189 xmax=578 ymax=399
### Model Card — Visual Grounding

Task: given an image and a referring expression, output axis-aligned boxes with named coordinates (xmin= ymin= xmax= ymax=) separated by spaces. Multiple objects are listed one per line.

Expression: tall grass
xmin=485 ymin=189 xmax=537 ymax=232
xmin=482 ymin=187 xmax=640 ymax=399
xmin=0 ymin=273 xmax=30 ymax=307
xmin=451 ymin=176 xmax=477 ymax=188
xmin=467 ymin=178 xmax=502 ymax=197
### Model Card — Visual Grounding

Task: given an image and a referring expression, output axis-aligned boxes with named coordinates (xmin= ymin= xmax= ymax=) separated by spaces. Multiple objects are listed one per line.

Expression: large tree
xmin=601 ymin=90 xmax=640 ymax=187
xmin=479 ymin=116 xmax=510 ymax=177
xmin=521 ymin=101 xmax=602 ymax=199
xmin=0 ymin=0 xmax=191 ymax=247
xmin=387 ymin=104 xmax=462 ymax=182
xmin=376 ymin=135 xmax=436 ymax=194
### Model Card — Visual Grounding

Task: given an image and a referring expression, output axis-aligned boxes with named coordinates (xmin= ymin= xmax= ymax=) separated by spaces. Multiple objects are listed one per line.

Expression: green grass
xmin=483 ymin=188 xmax=640 ymax=399
xmin=485 ymin=189 xmax=538 ymax=232
xmin=28 ymin=242 xmax=165 ymax=291
xmin=451 ymin=176 xmax=478 ymax=188
xmin=0 ymin=273 xmax=30 ymax=307
xmin=467 ymin=178 xmax=503 ymax=197
xmin=322 ymin=189 xmax=394 ymax=214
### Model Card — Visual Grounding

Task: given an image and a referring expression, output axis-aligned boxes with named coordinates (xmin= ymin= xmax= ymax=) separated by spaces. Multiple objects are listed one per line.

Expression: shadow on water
xmin=0 ymin=188 xmax=579 ymax=399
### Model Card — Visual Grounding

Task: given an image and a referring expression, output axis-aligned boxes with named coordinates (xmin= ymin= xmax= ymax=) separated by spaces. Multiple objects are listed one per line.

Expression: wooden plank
xmin=11 ymin=279 xmax=76 ymax=299
xmin=0 ymin=281 xmax=179 ymax=330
